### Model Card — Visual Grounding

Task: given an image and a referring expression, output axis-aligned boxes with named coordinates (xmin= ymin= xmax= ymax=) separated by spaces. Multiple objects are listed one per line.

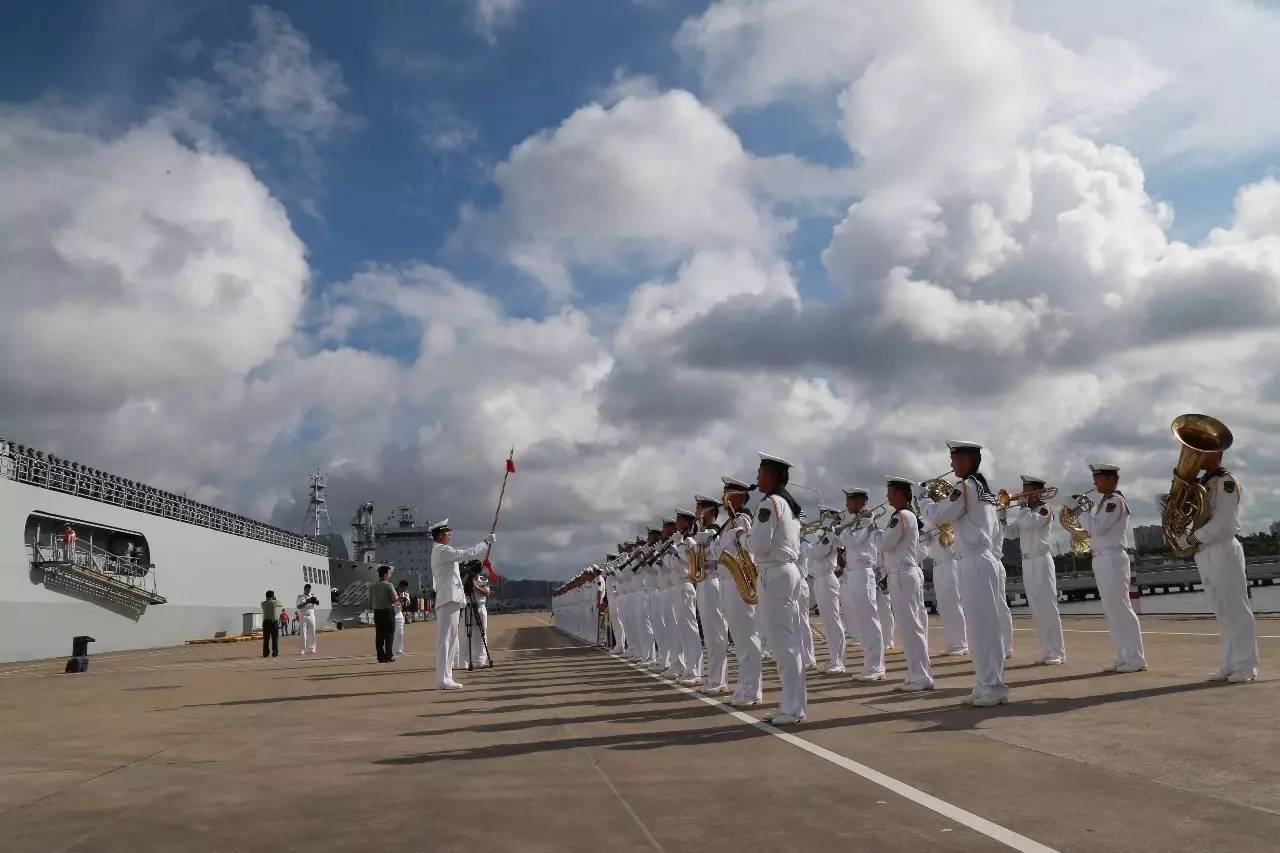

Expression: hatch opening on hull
xmin=27 ymin=514 xmax=166 ymax=616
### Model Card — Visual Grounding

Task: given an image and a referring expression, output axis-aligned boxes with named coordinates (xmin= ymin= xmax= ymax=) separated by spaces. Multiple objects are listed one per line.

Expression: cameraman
xmin=428 ymin=520 xmax=493 ymax=690
xmin=458 ymin=562 xmax=491 ymax=669
xmin=295 ymin=583 xmax=319 ymax=654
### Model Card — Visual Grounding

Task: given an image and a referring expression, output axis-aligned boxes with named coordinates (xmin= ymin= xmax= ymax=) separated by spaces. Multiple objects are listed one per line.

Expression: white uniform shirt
xmin=748 ymin=493 xmax=800 ymax=569
xmin=1078 ymin=491 xmax=1131 ymax=553
xmin=922 ymin=476 xmax=999 ymax=557
xmin=710 ymin=511 xmax=753 ymax=565
xmin=1191 ymin=470 xmax=1242 ymax=548
xmin=693 ymin=526 xmax=719 ymax=576
xmin=838 ymin=518 xmax=878 ymax=570
xmin=429 ymin=540 xmax=489 ymax=608
xmin=880 ymin=508 xmax=922 ymax=574
xmin=295 ymin=591 xmax=317 ymax=617
xmin=807 ymin=530 xmax=839 ymax=577
xmin=1002 ymin=504 xmax=1054 ymax=559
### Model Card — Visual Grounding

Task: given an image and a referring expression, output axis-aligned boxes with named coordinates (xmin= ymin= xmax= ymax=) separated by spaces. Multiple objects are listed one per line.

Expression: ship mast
xmin=302 ymin=470 xmax=332 ymax=541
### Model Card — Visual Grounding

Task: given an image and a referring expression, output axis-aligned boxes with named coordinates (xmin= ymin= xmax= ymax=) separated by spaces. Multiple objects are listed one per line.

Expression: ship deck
xmin=0 ymin=613 xmax=1276 ymax=852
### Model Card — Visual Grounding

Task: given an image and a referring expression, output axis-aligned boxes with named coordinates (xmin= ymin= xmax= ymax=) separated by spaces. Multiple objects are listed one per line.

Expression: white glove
xmin=484 ymin=533 xmax=496 ymax=545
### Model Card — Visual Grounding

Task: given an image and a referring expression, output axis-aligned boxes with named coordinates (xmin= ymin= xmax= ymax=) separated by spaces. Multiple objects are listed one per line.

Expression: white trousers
xmin=888 ymin=568 xmax=933 ymax=686
xmin=760 ymin=562 xmax=807 ymax=718
xmin=436 ymin=602 xmax=461 ymax=687
xmin=1093 ymin=550 xmax=1146 ymax=668
xmin=653 ymin=587 xmax=674 ymax=669
xmin=957 ymin=552 xmax=1009 ymax=701
xmin=1195 ymin=540 xmax=1259 ymax=677
xmin=696 ymin=573 xmax=729 ymax=687
xmin=299 ymin=615 xmax=316 ymax=653
xmin=673 ymin=583 xmax=703 ymax=679
xmin=997 ymin=562 xmax=1013 ymax=656
xmin=635 ymin=590 xmax=655 ymax=662
xmin=1022 ymin=555 xmax=1065 ymax=661
xmin=611 ymin=594 xmax=627 ymax=654
xmin=932 ymin=556 xmax=968 ymax=653
xmin=838 ymin=574 xmax=858 ymax=640
xmin=848 ymin=566 xmax=885 ymax=676
xmin=877 ymin=586 xmax=896 ymax=647
xmin=812 ymin=574 xmax=846 ymax=669
xmin=392 ymin=612 xmax=405 ymax=656
xmin=721 ymin=579 xmax=763 ymax=701
xmin=798 ymin=578 xmax=816 ymax=667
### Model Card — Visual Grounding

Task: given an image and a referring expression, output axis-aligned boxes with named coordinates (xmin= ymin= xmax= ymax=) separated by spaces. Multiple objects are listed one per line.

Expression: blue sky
xmin=7 ymin=1 xmax=1280 ymax=577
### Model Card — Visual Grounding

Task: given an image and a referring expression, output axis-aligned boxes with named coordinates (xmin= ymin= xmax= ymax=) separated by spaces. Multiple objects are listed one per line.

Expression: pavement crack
xmin=585 ymin=749 xmax=667 ymax=853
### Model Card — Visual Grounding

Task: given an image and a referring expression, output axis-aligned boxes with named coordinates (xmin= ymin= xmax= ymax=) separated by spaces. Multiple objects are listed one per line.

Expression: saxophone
xmin=716 ymin=515 xmax=759 ymax=605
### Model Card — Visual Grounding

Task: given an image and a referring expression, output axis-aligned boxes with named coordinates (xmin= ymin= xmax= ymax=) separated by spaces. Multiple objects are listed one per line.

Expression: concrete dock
xmin=0 ymin=613 xmax=1276 ymax=852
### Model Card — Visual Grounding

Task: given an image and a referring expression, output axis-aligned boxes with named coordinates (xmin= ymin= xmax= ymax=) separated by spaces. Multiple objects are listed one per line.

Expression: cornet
xmin=996 ymin=485 xmax=1059 ymax=509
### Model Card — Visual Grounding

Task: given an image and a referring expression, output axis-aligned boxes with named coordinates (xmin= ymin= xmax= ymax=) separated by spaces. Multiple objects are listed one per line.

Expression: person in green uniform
xmin=261 ymin=591 xmax=283 ymax=658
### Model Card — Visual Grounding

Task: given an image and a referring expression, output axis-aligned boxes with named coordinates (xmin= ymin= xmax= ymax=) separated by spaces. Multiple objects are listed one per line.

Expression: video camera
xmin=460 ymin=560 xmax=484 ymax=597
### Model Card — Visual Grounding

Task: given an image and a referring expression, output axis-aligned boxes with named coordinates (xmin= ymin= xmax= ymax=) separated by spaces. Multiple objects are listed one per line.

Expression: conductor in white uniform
xmin=428 ymin=519 xmax=494 ymax=691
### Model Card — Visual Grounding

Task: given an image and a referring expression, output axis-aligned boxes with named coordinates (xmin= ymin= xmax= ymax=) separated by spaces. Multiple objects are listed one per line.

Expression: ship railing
xmin=1 ymin=439 xmax=327 ymax=557
xmin=32 ymin=534 xmax=165 ymax=602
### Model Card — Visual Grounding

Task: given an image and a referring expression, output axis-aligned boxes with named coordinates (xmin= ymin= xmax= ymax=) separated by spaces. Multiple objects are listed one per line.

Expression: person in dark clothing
xmin=369 ymin=565 xmax=397 ymax=662
xmin=261 ymin=590 xmax=282 ymax=658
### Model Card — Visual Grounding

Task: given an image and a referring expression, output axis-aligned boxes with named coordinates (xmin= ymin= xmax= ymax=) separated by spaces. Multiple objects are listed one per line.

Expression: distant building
xmin=1133 ymin=525 xmax=1164 ymax=551
xmin=351 ymin=503 xmax=435 ymax=595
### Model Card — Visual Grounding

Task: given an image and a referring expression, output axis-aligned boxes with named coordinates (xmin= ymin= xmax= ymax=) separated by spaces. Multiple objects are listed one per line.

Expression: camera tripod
xmin=462 ymin=589 xmax=494 ymax=671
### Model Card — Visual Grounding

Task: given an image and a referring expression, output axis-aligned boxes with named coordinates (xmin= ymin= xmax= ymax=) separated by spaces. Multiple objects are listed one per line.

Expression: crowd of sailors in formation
xmin=563 ymin=441 xmax=1259 ymax=727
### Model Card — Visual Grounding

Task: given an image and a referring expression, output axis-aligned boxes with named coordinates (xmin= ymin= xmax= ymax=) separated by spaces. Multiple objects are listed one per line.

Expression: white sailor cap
xmin=884 ymin=475 xmax=915 ymax=488
xmin=758 ymin=451 xmax=794 ymax=468
xmin=646 ymin=524 xmax=661 ymax=534
xmin=428 ymin=518 xmax=451 ymax=533
xmin=1020 ymin=473 xmax=1048 ymax=485
xmin=947 ymin=440 xmax=983 ymax=452
xmin=842 ymin=487 xmax=869 ymax=498
xmin=675 ymin=508 xmax=696 ymax=520
xmin=721 ymin=476 xmax=753 ymax=492
xmin=693 ymin=493 xmax=721 ymax=506
xmin=660 ymin=515 xmax=677 ymax=526
xmin=818 ymin=504 xmax=840 ymax=516
xmin=1088 ymin=462 xmax=1120 ymax=474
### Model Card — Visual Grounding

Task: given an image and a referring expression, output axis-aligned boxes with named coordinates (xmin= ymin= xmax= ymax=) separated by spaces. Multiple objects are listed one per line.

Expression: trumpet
xmin=832 ymin=503 xmax=886 ymax=534
xmin=1058 ymin=491 xmax=1096 ymax=556
xmin=920 ymin=470 xmax=959 ymax=503
xmin=996 ymin=485 xmax=1059 ymax=509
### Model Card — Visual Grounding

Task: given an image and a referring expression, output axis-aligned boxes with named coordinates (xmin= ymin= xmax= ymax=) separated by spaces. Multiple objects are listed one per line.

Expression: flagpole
xmin=483 ymin=447 xmax=515 ymax=568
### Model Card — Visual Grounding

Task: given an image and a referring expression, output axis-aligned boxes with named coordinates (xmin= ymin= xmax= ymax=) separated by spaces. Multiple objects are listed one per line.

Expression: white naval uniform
xmin=608 ymin=571 xmax=626 ymax=655
xmin=295 ymin=591 xmax=317 ymax=654
xmin=393 ymin=591 xmax=408 ymax=656
xmin=667 ymin=536 xmax=704 ymax=681
xmin=644 ymin=556 xmax=672 ymax=671
xmin=806 ymin=532 xmax=846 ymax=671
xmin=1002 ymin=504 xmax=1065 ymax=662
xmin=692 ymin=527 xmax=729 ymax=689
xmin=880 ymin=508 xmax=933 ymax=688
xmin=797 ymin=548 xmax=816 ymax=668
xmin=839 ymin=519 xmax=885 ymax=678
xmin=633 ymin=564 xmax=657 ymax=664
xmin=712 ymin=512 xmax=763 ymax=702
xmin=923 ymin=476 xmax=1009 ymax=702
xmin=1078 ymin=491 xmax=1146 ymax=669
xmin=1188 ymin=471 xmax=1258 ymax=679
xmin=429 ymin=537 xmax=490 ymax=689
xmin=924 ymin=523 xmax=968 ymax=654
xmin=748 ymin=492 xmax=806 ymax=720
xmin=875 ymin=559 xmax=896 ymax=648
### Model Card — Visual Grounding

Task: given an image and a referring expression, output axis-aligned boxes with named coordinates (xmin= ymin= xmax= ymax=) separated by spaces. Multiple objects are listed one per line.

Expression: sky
xmin=4 ymin=0 xmax=1280 ymax=581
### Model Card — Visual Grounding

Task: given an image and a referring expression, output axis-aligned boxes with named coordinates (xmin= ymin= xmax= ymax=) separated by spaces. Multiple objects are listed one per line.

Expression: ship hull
xmin=1 ymin=477 xmax=330 ymax=662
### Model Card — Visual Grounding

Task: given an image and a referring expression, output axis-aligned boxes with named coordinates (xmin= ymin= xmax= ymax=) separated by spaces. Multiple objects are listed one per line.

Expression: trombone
xmin=832 ymin=503 xmax=886 ymax=535
xmin=996 ymin=485 xmax=1059 ymax=509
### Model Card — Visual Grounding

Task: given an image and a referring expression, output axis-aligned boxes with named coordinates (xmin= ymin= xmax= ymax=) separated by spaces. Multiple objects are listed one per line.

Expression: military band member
xmin=922 ymin=514 xmax=968 ymax=655
xmin=882 ymin=478 xmax=935 ymax=691
xmin=876 ymin=562 xmax=896 ymax=651
xmin=605 ymin=554 xmax=626 ymax=656
xmin=671 ymin=509 xmax=705 ymax=686
xmin=1000 ymin=474 xmax=1065 ymax=664
xmin=644 ymin=523 xmax=672 ymax=673
xmin=1078 ymin=464 xmax=1146 ymax=673
xmin=751 ymin=453 xmax=807 ymax=725
xmin=715 ymin=476 xmax=764 ymax=707
xmin=838 ymin=488 xmax=886 ymax=681
xmin=694 ymin=495 xmax=731 ymax=694
xmin=796 ymin=537 xmax=817 ymax=670
xmin=632 ymin=535 xmax=659 ymax=666
xmin=806 ymin=506 xmax=847 ymax=674
xmin=1172 ymin=453 xmax=1259 ymax=683
xmin=920 ymin=441 xmax=1010 ymax=706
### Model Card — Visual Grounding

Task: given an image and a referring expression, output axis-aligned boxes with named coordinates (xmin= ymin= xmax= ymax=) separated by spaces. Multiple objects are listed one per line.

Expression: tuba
xmin=716 ymin=516 xmax=759 ymax=605
xmin=1162 ymin=414 xmax=1233 ymax=557
xmin=1058 ymin=493 xmax=1094 ymax=555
